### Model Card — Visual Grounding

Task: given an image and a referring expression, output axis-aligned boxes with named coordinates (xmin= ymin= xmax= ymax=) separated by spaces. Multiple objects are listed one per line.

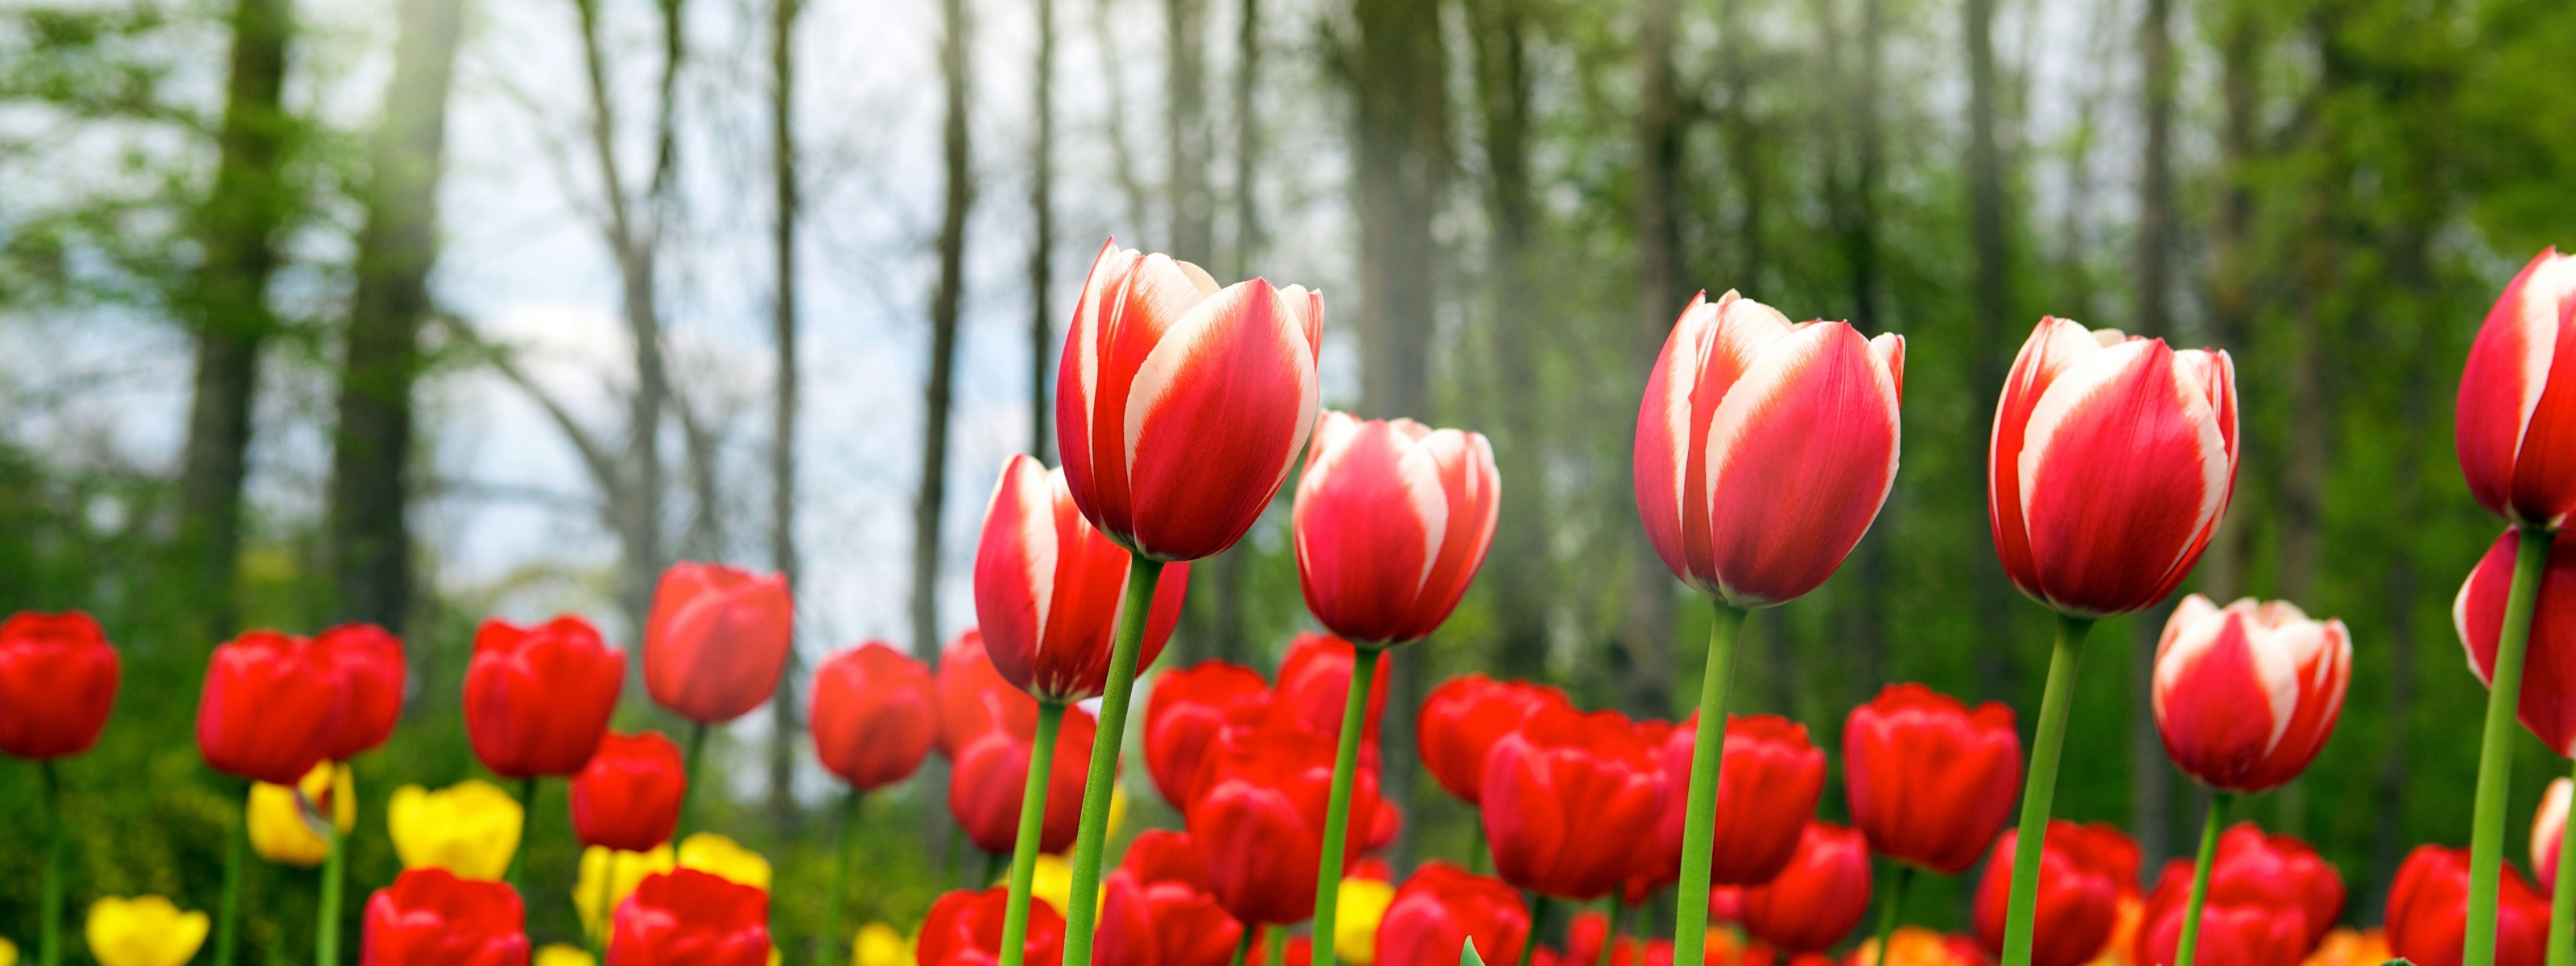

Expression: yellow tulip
xmin=2299 ymin=929 xmax=2391 ymax=966
xmin=1334 ymin=877 xmax=1395 ymax=965
xmin=248 ymin=762 xmax=355 ymax=868
xmin=854 ymin=923 xmax=911 ymax=966
xmin=679 ymin=832 xmax=774 ymax=891
xmin=388 ymin=779 xmax=523 ymax=881
xmin=0 ymin=936 xmax=17 ymax=966
xmin=1108 ymin=785 xmax=1129 ymax=840
xmin=536 ymin=944 xmax=598 ymax=966
xmin=1025 ymin=854 xmax=1074 ymax=916
xmin=574 ymin=844 xmax=675 ymax=937
xmin=86 ymin=896 xmax=210 ymax=966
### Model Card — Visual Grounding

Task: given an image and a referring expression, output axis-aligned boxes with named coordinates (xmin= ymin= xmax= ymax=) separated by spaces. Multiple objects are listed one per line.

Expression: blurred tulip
xmin=1336 ymin=877 xmax=1397 ymax=965
xmin=2150 ymin=596 xmax=2351 ymax=792
xmin=2460 ymin=528 xmax=2576 ymax=754
xmin=1844 ymin=683 xmax=2021 ymax=874
xmin=85 ymin=897 xmax=209 ymax=966
xmin=196 ymin=630 xmax=343 ymax=784
xmin=2198 ymin=825 xmax=2343 ymax=952
xmin=1293 ymin=411 xmax=1501 ymax=644
xmin=643 ymin=561 xmax=795 ymax=724
xmin=977 ymin=455 xmax=1194 ymax=701
xmin=539 ymin=945 xmax=598 ymax=966
xmin=1373 ymin=864 xmax=1530 ymax=966
xmin=361 ymin=867 xmax=529 ymax=965
xmin=1026 ymin=854 xmax=1078 ymax=918
xmin=811 ymin=642 xmax=939 ymax=791
xmin=1146 ymin=661 xmax=1274 ymax=807
xmin=0 ymin=611 xmax=119 ymax=759
xmin=1970 ymin=823 xmax=2139 ymax=966
xmin=570 ymin=730 xmax=687 ymax=852
xmin=2536 ymin=778 xmax=2570 ymax=891
xmin=607 ymin=868 xmax=771 ymax=965
xmin=575 ymin=844 xmax=675 ymax=939
xmin=1739 ymin=823 xmax=1872 ymax=955
xmin=1055 ymin=239 xmax=1323 ymax=562
xmin=1656 ymin=713 xmax=1825 ymax=887
xmin=2082 ymin=895 xmax=2143 ymax=966
xmin=0 ymin=938 xmax=13 ymax=966
xmin=1097 ymin=865 xmax=1242 ymax=966
xmin=2457 ymin=249 xmax=2576 ymax=529
xmin=1417 ymin=676 xmax=1567 ymax=808
xmin=1632 ymin=291 xmax=1905 ymax=608
xmin=1850 ymin=929 xmax=1992 ymax=966
xmin=1124 ymin=829 xmax=1212 ymax=890
xmin=1189 ymin=726 xmax=1387 ymax=925
xmin=464 ymin=615 xmax=625 ymax=778
xmin=922 ymin=887 xmax=1067 ymax=966
xmin=1988 ymin=317 xmax=2237 ymax=617
xmin=952 ymin=705 xmax=1096 ymax=854
xmin=316 ymin=622 xmax=406 ymax=761
xmin=2293 ymin=931 xmax=2385 ymax=966
xmin=2384 ymin=845 xmax=2549 ymax=966
xmin=388 ymin=779 xmax=523 ymax=881
xmin=249 ymin=762 xmax=354 ymax=868
xmin=857 ymin=924 xmax=914 ymax=966
xmin=679 ymin=833 xmax=774 ymax=891
xmin=1484 ymin=706 xmax=1664 ymax=902
xmin=2132 ymin=859 xmax=2309 ymax=966
xmin=1274 ymin=632 xmax=1392 ymax=746
xmin=936 ymin=630 xmax=1040 ymax=758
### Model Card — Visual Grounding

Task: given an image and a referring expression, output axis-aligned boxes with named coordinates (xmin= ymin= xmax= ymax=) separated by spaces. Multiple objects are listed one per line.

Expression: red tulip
xmin=197 ymin=630 xmax=345 ymax=784
xmin=464 ymin=615 xmax=625 ymax=778
xmin=317 ymin=622 xmax=406 ymax=761
xmin=937 ymin=630 xmax=1040 ymax=758
xmin=2457 ymin=249 xmax=2576 ymax=529
xmin=1656 ymin=713 xmax=1826 ymax=887
xmin=952 ymin=704 xmax=1097 ymax=854
xmin=1187 ymin=726 xmax=1386 ymax=925
xmin=2536 ymin=778 xmax=2570 ymax=892
xmin=1970 ymin=822 xmax=2139 ymax=966
xmin=922 ymin=886 xmax=1067 ymax=966
xmin=1375 ymin=863 xmax=1531 ymax=966
xmin=1739 ymin=822 xmax=1873 ymax=955
xmin=642 ymin=561 xmax=794 ymax=724
xmin=1293 ymin=411 xmax=1501 ymax=644
xmin=2132 ymin=860 xmax=2308 ymax=966
xmin=1125 ymin=828 xmax=1212 ymax=890
xmin=810 ymin=642 xmax=939 ymax=791
xmin=608 ymin=868 xmax=771 ymax=966
xmin=1989 ymin=316 xmax=2238 ymax=617
xmin=2151 ymin=595 xmax=2351 ymax=792
xmin=2385 ymin=845 xmax=2549 ymax=966
xmin=569 ymin=730 xmax=687 ymax=852
xmin=2198 ymin=824 xmax=2343 ymax=952
xmin=1483 ymin=705 xmax=1665 ymax=901
xmin=976 ymin=455 xmax=1194 ymax=700
xmin=2458 ymin=527 xmax=2576 ymax=754
xmin=1100 ymin=865 xmax=1243 ymax=966
xmin=361 ymin=867 xmax=529 ymax=966
xmin=1146 ymin=661 xmax=1275 ymax=807
xmin=0 ymin=611 xmax=119 ymax=760
xmin=1843 ymin=683 xmax=2021 ymax=873
xmin=1633 ymin=291 xmax=1905 ymax=608
xmin=1055 ymin=239 xmax=1324 ymax=562
xmin=1417 ymin=675 xmax=1567 ymax=807
xmin=1274 ymin=632 xmax=1392 ymax=745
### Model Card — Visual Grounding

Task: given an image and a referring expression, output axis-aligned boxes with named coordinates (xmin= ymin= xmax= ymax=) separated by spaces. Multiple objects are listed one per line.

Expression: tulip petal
xmin=2017 ymin=341 xmax=2227 ymax=615
xmin=1699 ymin=321 xmax=1901 ymax=606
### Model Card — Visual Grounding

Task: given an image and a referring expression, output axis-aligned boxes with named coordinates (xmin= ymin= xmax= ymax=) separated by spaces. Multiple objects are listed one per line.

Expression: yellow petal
xmin=1024 ymin=854 xmax=1074 ymax=917
xmin=1333 ymin=878 xmax=1395 ymax=966
xmin=536 ymin=945 xmax=598 ymax=966
xmin=86 ymin=896 xmax=210 ymax=966
xmin=0 ymin=936 xmax=18 ymax=966
xmin=574 ymin=844 xmax=675 ymax=937
xmin=389 ymin=780 xmax=524 ymax=881
xmin=679 ymin=832 xmax=774 ymax=892
xmin=1108 ymin=786 xmax=1129 ymax=840
xmin=855 ymin=923 xmax=911 ymax=966
xmin=248 ymin=783 xmax=330 ymax=868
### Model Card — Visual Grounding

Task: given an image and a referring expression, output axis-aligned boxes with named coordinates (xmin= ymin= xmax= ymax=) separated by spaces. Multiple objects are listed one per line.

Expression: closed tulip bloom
xmin=1293 ymin=411 xmax=1501 ymax=644
xmin=570 ymin=730 xmax=687 ymax=852
xmin=361 ymin=868 xmax=530 ymax=966
xmin=2151 ymin=596 xmax=2351 ymax=793
xmin=2198 ymin=825 xmax=2343 ymax=952
xmin=1844 ymin=683 xmax=2021 ymax=873
xmin=1656 ymin=713 xmax=1826 ymax=886
xmin=1274 ymin=632 xmax=1393 ymax=744
xmin=1740 ymin=823 xmax=1874 ymax=955
xmin=0 ymin=611 xmax=119 ymax=760
xmin=85 ymin=897 xmax=210 ymax=966
xmin=197 ymin=630 xmax=345 ymax=784
xmin=811 ymin=642 xmax=939 ymax=791
xmin=1189 ymin=727 xmax=1388 ymax=925
xmin=2535 ymin=778 xmax=2570 ymax=891
xmin=937 ymin=630 xmax=1041 ymax=758
xmin=2458 ymin=528 xmax=2576 ymax=753
xmin=1335 ymin=877 xmax=1399 ymax=965
xmin=2457 ymin=249 xmax=2576 ymax=528
xmin=977 ymin=456 xmax=1195 ymax=700
xmin=675 ymin=832 xmax=773 ymax=891
xmin=2132 ymin=861 xmax=2308 ymax=966
xmin=574 ymin=844 xmax=675 ymax=939
xmin=1970 ymin=823 xmax=2139 ymax=966
xmin=464 ymin=615 xmax=625 ymax=778
xmin=2297 ymin=930 xmax=2389 ymax=966
xmin=952 ymin=705 xmax=1097 ymax=854
xmin=1055 ymin=239 xmax=1323 ymax=562
xmin=1483 ymin=706 xmax=1666 ymax=902
xmin=923 ymin=887 xmax=1067 ymax=966
xmin=1418 ymin=676 xmax=1568 ymax=807
xmin=389 ymin=780 xmax=523 ymax=881
xmin=1850 ymin=928 xmax=1994 ymax=966
xmin=316 ymin=622 xmax=407 ymax=761
xmin=2384 ymin=845 xmax=2549 ymax=966
xmin=249 ymin=762 xmax=356 ymax=867
xmin=1633 ymin=291 xmax=1905 ymax=607
xmin=1989 ymin=317 xmax=2238 ymax=617
xmin=1098 ymin=867 xmax=1243 ymax=966
xmin=1146 ymin=661 xmax=1275 ymax=807
xmin=1373 ymin=863 xmax=1530 ymax=966
xmin=855 ymin=925 xmax=910 ymax=966
xmin=608 ymin=869 xmax=771 ymax=966
xmin=1124 ymin=828 xmax=1213 ymax=890
xmin=536 ymin=946 xmax=596 ymax=966
xmin=643 ymin=561 xmax=795 ymax=724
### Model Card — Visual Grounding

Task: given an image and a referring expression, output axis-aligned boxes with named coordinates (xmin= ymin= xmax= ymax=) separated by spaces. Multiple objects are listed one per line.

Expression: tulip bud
xmin=361 ymin=868 xmax=529 ymax=963
xmin=196 ymin=630 xmax=344 ymax=785
xmin=1336 ymin=877 xmax=1398 ymax=965
xmin=1844 ymin=683 xmax=2021 ymax=874
xmin=1373 ymin=863 xmax=1531 ymax=966
xmin=1416 ymin=675 xmax=1568 ymax=808
xmin=464 ymin=614 xmax=625 ymax=778
xmin=951 ymin=705 xmax=1096 ymax=854
xmin=574 ymin=844 xmax=675 ymax=939
xmin=607 ymin=869 xmax=772 ymax=964
xmin=2384 ymin=845 xmax=2550 ymax=966
xmin=1483 ymin=706 xmax=1664 ymax=902
xmin=1145 ymin=661 xmax=1275 ymax=807
xmin=2150 ymin=595 xmax=2351 ymax=792
xmin=1099 ymin=865 xmax=1245 ymax=966
xmin=678 ymin=832 xmax=774 ymax=891
xmin=921 ymin=887 xmax=1067 ymax=966
xmin=2196 ymin=824 xmax=2343 ymax=953
xmin=0 ymin=610 xmax=120 ymax=760
xmin=1189 ymin=727 xmax=1389 ymax=925
xmin=1739 ymin=822 xmax=1874 ymax=955
xmin=976 ymin=455 xmax=1193 ymax=701
xmin=935 ymin=630 xmax=1040 ymax=758
xmin=2130 ymin=857 xmax=2311 ymax=966
xmin=388 ymin=779 xmax=523 ymax=881
xmin=315 ymin=622 xmax=406 ymax=761
xmin=2456 ymin=249 xmax=2576 ymax=529
xmin=1656 ymin=713 xmax=1826 ymax=888
xmin=1970 ymin=822 xmax=2138 ymax=966
xmin=856 ymin=924 xmax=912 ymax=966
xmin=643 ymin=561 xmax=794 ymax=724
xmin=2458 ymin=527 xmax=2576 ymax=754
xmin=811 ymin=642 xmax=939 ymax=791
xmin=1293 ymin=411 xmax=1501 ymax=645
xmin=569 ymin=730 xmax=687 ymax=852
xmin=1274 ymin=632 xmax=1392 ymax=745
xmin=248 ymin=762 xmax=355 ymax=868
xmin=85 ymin=897 xmax=210 ymax=966
xmin=2535 ymin=778 xmax=2570 ymax=892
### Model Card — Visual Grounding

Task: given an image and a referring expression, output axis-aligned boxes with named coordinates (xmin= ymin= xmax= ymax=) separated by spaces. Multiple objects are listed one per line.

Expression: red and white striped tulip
xmin=976 ymin=455 xmax=1193 ymax=702
xmin=2532 ymin=778 xmax=2568 ymax=892
xmin=2456 ymin=527 xmax=2576 ymax=755
xmin=1293 ymin=411 xmax=1501 ymax=645
xmin=1989 ymin=317 xmax=2238 ymax=617
xmin=2150 ymin=594 xmax=2351 ymax=793
xmin=1633 ymin=291 xmax=1904 ymax=608
xmin=2458 ymin=249 xmax=2576 ymax=530
xmin=1055 ymin=239 xmax=1323 ymax=563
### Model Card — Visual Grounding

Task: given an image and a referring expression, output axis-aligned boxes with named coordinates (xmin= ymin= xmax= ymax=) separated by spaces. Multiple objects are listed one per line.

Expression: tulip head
xmin=2458 ymin=527 xmax=2576 ymax=754
xmin=2132 ymin=865 xmax=2308 ymax=966
xmin=608 ymin=868 xmax=772 ymax=966
xmin=976 ymin=456 xmax=1193 ymax=701
xmin=464 ymin=614 xmax=625 ymax=778
xmin=196 ymin=630 xmax=343 ymax=785
xmin=569 ymin=729 xmax=687 ymax=852
xmin=1656 ymin=713 xmax=1827 ymax=887
xmin=1739 ymin=822 xmax=1874 ymax=955
xmin=643 ymin=561 xmax=795 ymax=724
xmin=1336 ymin=877 xmax=1398 ymax=965
xmin=1273 ymin=632 xmax=1392 ymax=745
xmin=1969 ymin=822 xmax=2138 ymax=966
xmin=1850 ymin=928 xmax=1993 ymax=966
xmin=316 ymin=622 xmax=407 ymax=761
xmin=951 ymin=705 xmax=1096 ymax=854
xmin=249 ymin=762 xmax=355 ymax=868
xmin=1373 ymin=862 xmax=1530 ymax=966
xmin=2198 ymin=824 xmax=2343 ymax=953
xmin=1416 ymin=675 xmax=1568 ymax=808
xmin=678 ymin=832 xmax=774 ymax=891
xmin=0 ymin=610 xmax=119 ymax=760
xmin=361 ymin=868 xmax=530 ymax=966
xmin=575 ymin=844 xmax=675 ymax=939
xmin=920 ymin=886 xmax=1067 ymax=966
xmin=2150 ymin=595 xmax=2351 ymax=792
xmin=1481 ymin=706 xmax=1665 ymax=902
xmin=935 ymin=630 xmax=1039 ymax=758
xmin=389 ymin=780 xmax=524 ymax=881
xmin=1843 ymin=683 xmax=2022 ymax=874
xmin=811 ymin=642 xmax=939 ymax=791
xmin=2457 ymin=249 xmax=2576 ymax=529
xmin=1145 ymin=661 xmax=1275 ymax=807
xmin=1097 ymin=865 xmax=1244 ymax=966
xmin=2536 ymin=778 xmax=2570 ymax=892
xmin=1294 ymin=411 xmax=1501 ymax=645
xmin=1633 ymin=291 xmax=1905 ymax=608
xmin=856 ymin=924 xmax=913 ymax=966
xmin=1187 ymin=726 xmax=1387 ymax=925
xmin=85 ymin=896 xmax=210 ymax=966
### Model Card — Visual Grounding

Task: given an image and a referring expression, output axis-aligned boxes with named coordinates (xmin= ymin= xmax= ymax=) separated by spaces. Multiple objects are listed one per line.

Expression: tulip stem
xmin=1312 ymin=645 xmax=1385 ymax=966
xmin=1519 ymin=896 xmax=1552 ymax=966
xmin=1001 ymin=702 xmax=1069 ymax=966
xmin=216 ymin=794 xmax=248 ymax=966
xmin=677 ymin=721 xmax=710 ymax=842
xmin=316 ymin=824 xmax=345 ymax=966
xmin=591 ymin=850 xmax=617 ymax=960
xmin=2473 ymin=526 xmax=2556 ymax=966
xmin=1999 ymin=613 xmax=2094 ymax=966
xmin=1871 ymin=863 xmax=1912 ymax=966
xmin=1269 ymin=925 xmax=1286 ymax=966
xmin=506 ymin=776 xmax=538 ymax=894
xmin=820 ymin=789 xmax=864 ymax=966
xmin=2550 ymin=755 xmax=2576 ymax=966
xmin=1062 ymin=553 xmax=1166 ymax=966
xmin=1228 ymin=926 xmax=1256 ymax=966
xmin=1601 ymin=900 xmax=1625 ymax=966
xmin=1469 ymin=820 xmax=1489 ymax=875
xmin=1673 ymin=601 xmax=1750 ymax=966
xmin=38 ymin=760 xmax=64 ymax=966
xmin=2174 ymin=792 xmax=2232 ymax=966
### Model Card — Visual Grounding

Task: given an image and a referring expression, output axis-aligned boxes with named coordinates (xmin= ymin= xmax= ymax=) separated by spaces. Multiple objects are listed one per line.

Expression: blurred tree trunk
xmin=325 ymin=0 xmax=464 ymax=635
xmin=1962 ymin=0 xmax=2015 ymax=704
xmin=767 ymin=0 xmax=806 ymax=833
xmin=915 ymin=0 xmax=976 ymax=655
xmin=1818 ymin=0 xmax=1890 ymax=704
xmin=1168 ymin=0 xmax=1212 ymax=263
xmin=1030 ymin=0 xmax=1057 ymax=463
xmin=1466 ymin=0 xmax=1548 ymax=682
xmin=1719 ymin=0 xmax=1762 ymax=290
xmin=2128 ymin=0 xmax=2178 ymax=877
xmin=1093 ymin=0 xmax=1153 ymax=234
xmin=2196 ymin=1 xmax=2260 ymax=604
xmin=1175 ymin=0 xmax=1263 ymax=667
xmin=1629 ymin=0 xmax=1684 ymax=716
xmin=1349 ymin=0 xmax=1445 ymax=424
xmin=176 ymin=0 xmax=295 ymax=641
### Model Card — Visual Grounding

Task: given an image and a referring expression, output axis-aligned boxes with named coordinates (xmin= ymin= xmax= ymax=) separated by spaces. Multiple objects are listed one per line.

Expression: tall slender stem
xmin=215 ymin=793 xmax=249 ymax=966
xmin=1469 ymin=819 xmax=1489 ymax=875
xmin=1600 ymin=899 xmax=1626 ymax=966
xmin=1268 ymin=924 xmax=1285 ymax=966
xmin=316 ymin=824 xmax=346 ymax=966
xmin=1062 ymin=553 xmax=1166 ymax=966
xmin=676 ymin=721 xmax=710 ymax=842
xmin=38 ymin=760 xmax=64 ymax=966
xmin=2549 ymin=756 xmax=2576 ymax=966
xmin=1672 ymin=601 xmax=1750 ymax=966
xmin=819 ymin=789 xmax=865 ymax=966
xmin=1999 ymin=613 xmax=2094 ymax=966
xmin=1227 ymin=924 xmax=1256 ymax=966
xmin=1001 ymin=702 xmax=1069 ymax=966
xmin=2471 ymin=526 xmax=2555 ymax=966
xmin=1311 ymin=646 xmax=1385 ymax=966
xmin=1517 ymin=896 xmax=1554 ymax=966
xmin=2174 ymin=793 xmax=2231 ymax=966
xmin=506 ymin=776 xmax=538 ymax=893
xmin=1871 ymin=863 xmax=1913 ymax=966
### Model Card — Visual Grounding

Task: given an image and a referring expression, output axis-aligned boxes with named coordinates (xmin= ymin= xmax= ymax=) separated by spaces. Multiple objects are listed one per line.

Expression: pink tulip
xmin=2151 ymin=594 xmax=2351 ymax=792
xmin=643 ymin=562 xmax=795 ymax=724
xmin=1293 ymin=411 xmax=1501 ymax=645
xmin=975 ymin=454 xmax=1193 ymax=701
xmin=2457 ymin=249 xmax=2576 ymax=530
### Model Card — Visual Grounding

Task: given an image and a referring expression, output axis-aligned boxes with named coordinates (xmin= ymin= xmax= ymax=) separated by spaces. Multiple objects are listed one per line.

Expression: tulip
xmin=856 ymin=925 xmax=912 ymax=966
xmin=1656 ymin=713 xmax=1824 ymax=888
xmin=924 ymin=887 xmax=1068 ymax=966
xmin=575 ymin=844 xmax=675 ymax=939
xmin=540 ymin=947 xmax=597 ymax=966
xmin=1484 ymin=705 xmax=1665 ymax=903
xmin=2461 ymin=529 xmax=2576 ymax=966
xmin=249 ymin=762 xmax=356 ymax=868
xmin=1740 ymin=823 xmax=1873 ymax=955
xmin=198 ymin=630 xmax=344 ymax=785
xmin=1335 ymin=877 xmax=1398 ymax=965
xmin=954 ymin=705 xmax=1098 ymax=854
xmin=571 ymin=730 xmax=687 ymax=852
xmin=2386 ymin=846 xmax=2550 ymax=966
xmin=940 ymin=630 xmax=1043 ymax=757
xmin=1146 ymin=662 xmax=1276 ymax=807
xmin=2457 ymin=249 xmax=2576 ymax=530
xmin=642 ymin=561 xmax=795 ymax=726
xmin=608 ymin=869 xmax=772 ymax=966
xmin=1098 ymin=867 xmax=1244 ymax=966
xmin=361 ymin=868 xmax=530 ymax=966
xmin=1419 ymin=677 xmax=1567 ymax=810
xmin=86 ymin=897 xmax=209 ymax=966
xmin=2197 ymin=826 xmax=2342 ymax=954
xmin=2297 ymin=930 xmax=2388 ymax=966
xmin=465 ymin=615 xmax=626 ymax=779
xmin=1374 ymin=863 xmax=1531 ymax=966
xmin=679 ymin=832 xmax=775 ymax=891
xmin=2535 ymin=778 xmax=2569 ymax=892
xmin=1845 ymin=683 xmax=2021 ymax=873
xmin=812 ymin=642 xmax=939 ymax=966
xmin=2151 ymin=596 xmax=2351 ymax=793
xmin=2131 ymin=859 xmax=2308 ymax=966
xmin=389 ymin=780 xmax=524 ymax=881
xmin=1970 ymin=823 xmax=2138 ymax=966
xmin=1852 ymin=929 xmax=1994 ymax=966
xmin=1274 ymin=633 xmax=1393 ymax=745
xmin=979 ymin=455 xmax=1195 ymax=702
xmin=0 ymin=611 xmax=119 ymax=760
xmin=316 ymin=622 xmax=407 ymax=761
xmin=1189 ymin=726 xmax=1387 ymax=927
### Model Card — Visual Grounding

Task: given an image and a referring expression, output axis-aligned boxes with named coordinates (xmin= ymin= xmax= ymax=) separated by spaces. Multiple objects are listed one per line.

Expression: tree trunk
xmin=1719 ymin=0 xmax=1762 ymax=289
xmin=1348 ymin=0 xmax=1444 ymax=425
xmin=767 ymin=0 xmax=807 ymax=834
xmin=2194 ymin=1 xmax=2261 ymax=604
xmin=1963 ymin=0 xmax=2015 ymax=704
xmin=1093 ymin=0 xmax=1153 ymax=234
xmin=1174 ymin=0 xmax=1263 ymax=667
xmin=915 ymin=0 xmax=975 ymax=655
xmin=1030 ymin=0 xmax=1056 ymax=463
xmin=2126 ymin=0 xmax=2178 ymax=879
xmin=1629 ymin=0 xmax=1682 ymax=716
xmin=326 ymin=0 xmax=463 ymax=634
xmin=1466 ymin=0 xmax=1547 ymax=682
xmin=1167 ymin=0 xmax=1212 ymax=263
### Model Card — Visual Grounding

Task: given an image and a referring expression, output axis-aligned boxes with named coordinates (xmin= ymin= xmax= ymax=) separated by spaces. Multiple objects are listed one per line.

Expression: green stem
xmin=216 ymin=793 xmax=248 ymax=966
xmin=1600 ymin=900 xmax=1625 ymax=966
xmin=1517 ymin=896 xmax=1553 ymax=966
xmin=1998 ymin=614 xmax=2092 ymax=966
xmin=1871 ymin=863 xmax=1913 ymax=966
xmin=1671 ymin=601 xmax=1750 ymax=966
xmin=2174 ymin=793 xmax=2231 ymax=966
xmin=316 ymin=824 xmax=345 ymax=966
xmin=1228 ymin=925 xmax=1256 ymax=966
xmin=1001 ymin=703 xmax=1069 ymax=966
xmin=819 ymin=790 xmax=864 ymax=966
xmin=591 ymin=849 xmax=617 ymax=960
xmin=1468 ymin=819 xmax=1489 ymax=875
xmin=1311 ymin=646 xmax=1385 ymax=966
xmin=506 ymin=776 xmax=538 ymax=893
xmin=2471 ymin=526 xmax=2556 ymax=966
xmin=38 ymin=760 xmax=64 ymax=966
xmin=1267 ymin=925 xmax=1285 ymax=966
xmin=1061 ymin=554 xmax=1166 ymax=966
xmin=985 ymin=849 xmax=1009 ymax=886
xmin=2550 ymin=756 xmax=2576 ymax=966
xmin=676 ymin=721 xmax=710 ymax=843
